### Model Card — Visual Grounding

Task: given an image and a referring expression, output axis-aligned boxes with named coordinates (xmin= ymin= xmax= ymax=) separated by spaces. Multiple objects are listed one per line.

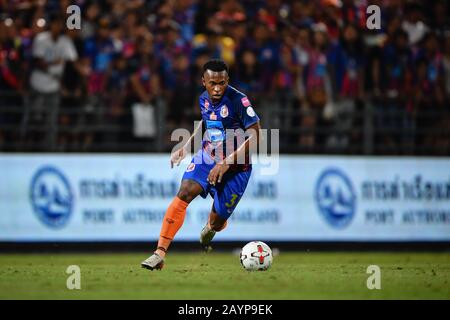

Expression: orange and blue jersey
xmin=199 ymin=85 xmax=259 ymax=160
xmin=182 ymin=85 xmax=260 ymax=219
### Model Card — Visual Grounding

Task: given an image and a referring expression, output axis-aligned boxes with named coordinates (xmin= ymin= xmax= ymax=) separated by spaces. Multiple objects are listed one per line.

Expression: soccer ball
xmin=239 ymin=241 xmax=273 ymax=271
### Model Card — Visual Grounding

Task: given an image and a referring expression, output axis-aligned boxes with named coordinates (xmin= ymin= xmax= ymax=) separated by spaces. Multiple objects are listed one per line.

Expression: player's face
xmin=202 ymin=70 xmax=229 ymax=103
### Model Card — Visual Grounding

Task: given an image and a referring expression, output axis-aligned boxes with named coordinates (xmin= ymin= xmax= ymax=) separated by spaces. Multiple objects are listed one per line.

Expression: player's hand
xmin=207 ymin=163 xmax=230 ymax=186
xmin=170 ymin=147 xmax=187 ymax=168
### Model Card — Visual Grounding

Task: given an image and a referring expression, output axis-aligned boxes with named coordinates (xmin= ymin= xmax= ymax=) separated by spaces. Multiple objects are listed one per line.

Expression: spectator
xmin=245 ymin=23 xmax=279 ymax=93
xmin=167 ymin=53 xmax=195 ymax=129
xmin=415 ymin=32 xmax=446 ymax=154
xmin=298 ymin=23 xmax=331 ymax=149
xmin=59 ymin=27 xmax=90 ymax=151
xmin=155 ymin=21 xmax=190 ymax=94
xmin=80 ymin=1 xmax=101 ymax=40
xmin=402 ymin=3 xmax=429 ymax=46
xmin=84 ymin=16 xmax=118 ymax=95
xmin=192 ymin=27 xmax=235 ymax=67
xmin=22 ymin=12 xmax=78 ymax=151
xmin=0 ymin=0 xmax=447 ymax=155
xmin=327 ymin=23 xmax=366 ymax=152
xmin=0 ymin=17 xmax=21 ymax=150
xmin=271 ymin=40 xmax=300 ymax=136
xmin=377 ymin=29 xmax=414 ymax=154
xmin=173 ymin=0 xmax=197 ymax=42
xmin=126 ymin=36 xmax=161 ymax=144
xmin=233 ymin=48 xmax=263 ymax=94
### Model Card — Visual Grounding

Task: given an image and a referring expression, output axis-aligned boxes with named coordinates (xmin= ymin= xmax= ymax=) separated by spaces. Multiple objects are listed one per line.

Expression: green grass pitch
xmin=0 ymin=251 xmax=449 ymax=299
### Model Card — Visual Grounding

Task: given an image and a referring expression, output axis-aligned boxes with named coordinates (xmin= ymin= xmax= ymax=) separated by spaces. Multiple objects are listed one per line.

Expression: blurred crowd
xmin=0 ymin=0 xmax=449 ymax=154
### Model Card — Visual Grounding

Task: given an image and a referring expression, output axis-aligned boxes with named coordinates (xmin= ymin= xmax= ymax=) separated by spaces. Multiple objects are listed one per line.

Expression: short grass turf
xmin=0 ymin=252 xmax=449 ymax=299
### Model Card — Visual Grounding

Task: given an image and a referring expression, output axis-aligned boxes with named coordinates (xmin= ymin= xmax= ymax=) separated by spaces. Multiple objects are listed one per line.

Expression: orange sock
xmin=155 ymin=196 xmax=188 ymax=257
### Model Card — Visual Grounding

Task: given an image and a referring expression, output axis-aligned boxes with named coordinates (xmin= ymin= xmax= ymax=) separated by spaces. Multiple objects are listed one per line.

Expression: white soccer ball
xmin=239 ymin=241 xmax=273 ymax=271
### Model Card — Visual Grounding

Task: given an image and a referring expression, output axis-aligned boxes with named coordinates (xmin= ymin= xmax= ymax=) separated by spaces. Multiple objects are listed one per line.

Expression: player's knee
xmin=176 ymin=189 xmax=191 ymax=203
xmin=177 ymin=187 xmax=199 ymax=203
xmin=177 ymin=180 xmax=202 ymax=203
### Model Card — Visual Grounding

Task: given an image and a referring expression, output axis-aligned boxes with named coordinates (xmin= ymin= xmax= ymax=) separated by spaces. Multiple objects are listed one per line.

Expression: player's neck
xmin=211 ymin=99 xmax=221 ymax=106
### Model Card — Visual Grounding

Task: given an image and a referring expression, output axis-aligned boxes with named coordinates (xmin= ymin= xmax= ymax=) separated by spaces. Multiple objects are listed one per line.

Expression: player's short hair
xmin=203 ymin=59 xmax=228 ymax=75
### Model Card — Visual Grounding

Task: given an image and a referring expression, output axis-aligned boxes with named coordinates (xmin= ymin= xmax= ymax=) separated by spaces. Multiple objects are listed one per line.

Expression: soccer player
xmin=141 ymin=59 xmax=262 ymax=270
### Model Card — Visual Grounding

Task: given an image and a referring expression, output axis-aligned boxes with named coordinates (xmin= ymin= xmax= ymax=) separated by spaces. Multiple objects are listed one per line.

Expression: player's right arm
xmin=170 ymin=119 xmax=203 ymax=168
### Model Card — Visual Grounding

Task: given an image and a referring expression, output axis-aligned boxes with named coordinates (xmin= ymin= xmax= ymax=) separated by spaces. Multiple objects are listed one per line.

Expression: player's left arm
xmin=207 ymin=120 xmax=261 ymax=186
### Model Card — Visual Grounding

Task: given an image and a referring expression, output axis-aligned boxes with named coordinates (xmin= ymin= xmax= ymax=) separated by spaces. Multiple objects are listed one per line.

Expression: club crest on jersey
xmin=204 ymin=100 xmax=209 ymax=110
xmin=241 ymin=97 xmax=251 ymax=107
xmin=220 ymin=105 xmax=229 ymax=118
xmin=186 ymin=163 xmax=195 ymax=172
xmin=210 ymin=112 xmax=217 ymax=120
xmin=247 ymin=106 xmax=256 ymax=117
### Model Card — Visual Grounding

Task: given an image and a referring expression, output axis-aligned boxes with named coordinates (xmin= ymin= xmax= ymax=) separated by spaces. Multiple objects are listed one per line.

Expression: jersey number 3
xmin=225 ymin=194 xmax=238 ymax=208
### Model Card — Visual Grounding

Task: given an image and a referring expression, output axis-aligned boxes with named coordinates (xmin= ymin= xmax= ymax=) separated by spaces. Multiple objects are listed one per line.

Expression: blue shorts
xmin=182 ymin=149 xmax=252 ymax=220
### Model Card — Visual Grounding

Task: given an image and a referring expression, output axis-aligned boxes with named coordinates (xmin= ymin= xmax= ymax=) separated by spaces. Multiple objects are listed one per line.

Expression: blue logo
xmin=30 ymin=166 xmax=73 ymax=229
xmin=315 ymin=168 xmax=356 ymax=229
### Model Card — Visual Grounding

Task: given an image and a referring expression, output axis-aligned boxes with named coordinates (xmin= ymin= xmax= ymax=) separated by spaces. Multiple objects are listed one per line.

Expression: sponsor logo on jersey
xmin=210 ymin=112 xmax=217 ymax=120
xmin=204 ymin=100 xmax=209 ymax=110
xmin=246 ymin=106 xmax=256 ymax=117
xmin=241 ymin=97 xmax=251 ymax=107
xmin=186 ymin=163 xmax=195 ymax=172
xmin=220 ymin=105 xmax=229 ymax=118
